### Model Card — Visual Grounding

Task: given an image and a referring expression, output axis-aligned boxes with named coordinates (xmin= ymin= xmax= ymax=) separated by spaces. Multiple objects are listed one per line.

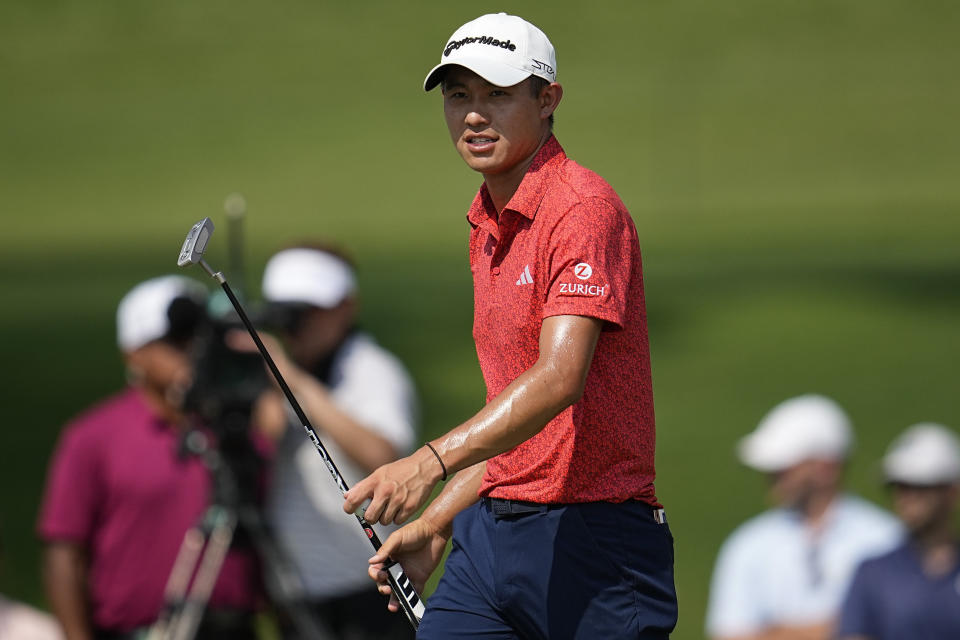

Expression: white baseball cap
xmin=738 ymin=394 xmax=853 ymax=472
xmin=116 ymin=275 xmax=208 ymax=352
xmin=423 ymin=13 xmax=557 ymax=91
xmin=262 ymin=248 xmax=356 ymax=309
xmin=883 ymin=423 xmax=960 ymax=486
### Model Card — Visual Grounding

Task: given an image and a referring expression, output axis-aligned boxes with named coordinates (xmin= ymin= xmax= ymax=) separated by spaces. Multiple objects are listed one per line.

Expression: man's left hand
xmin=343 ymin=445 xmax=445 ymax=524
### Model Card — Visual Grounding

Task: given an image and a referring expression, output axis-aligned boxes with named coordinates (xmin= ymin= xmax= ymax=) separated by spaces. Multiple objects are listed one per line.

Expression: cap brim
xmin=883 ymin=460 xmax=960 ymax=486
xmin=737 ymin=434 xmax=794 ymax=473
xmin=423 ymin=59 xmax=532 ymax=91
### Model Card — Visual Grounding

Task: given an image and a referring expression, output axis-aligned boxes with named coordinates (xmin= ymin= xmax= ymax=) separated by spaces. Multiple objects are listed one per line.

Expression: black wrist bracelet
xmin=425 ymin=442 xmax=448 ymax=481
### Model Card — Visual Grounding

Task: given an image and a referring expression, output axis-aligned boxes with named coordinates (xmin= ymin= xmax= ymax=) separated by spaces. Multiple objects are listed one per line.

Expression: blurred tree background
xmin=1 ymin=1 xmax=957 ymax=637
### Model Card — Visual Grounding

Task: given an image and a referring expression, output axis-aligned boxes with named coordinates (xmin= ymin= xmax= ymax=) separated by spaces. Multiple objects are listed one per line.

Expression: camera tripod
xmin=146 ymin=424 xmax=335 ymax=640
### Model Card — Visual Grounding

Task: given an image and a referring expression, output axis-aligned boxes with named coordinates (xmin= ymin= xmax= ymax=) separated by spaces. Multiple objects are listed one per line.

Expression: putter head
xmin=178 ymin=218 xmax=215 ymax=267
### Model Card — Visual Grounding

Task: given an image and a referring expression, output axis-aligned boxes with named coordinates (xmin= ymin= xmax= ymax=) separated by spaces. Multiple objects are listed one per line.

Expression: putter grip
xmin=354 ymin=499 xmax=372 ymax=519
xmin=387 ymin=562 xmax=426 ymax=625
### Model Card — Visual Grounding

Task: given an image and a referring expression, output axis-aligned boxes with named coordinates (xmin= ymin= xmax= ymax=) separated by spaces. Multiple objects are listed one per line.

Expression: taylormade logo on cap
xmin=423 ymin=13 xmax=557 ymax=91
xmin=444 ymin=36 xmax=517 ymax=56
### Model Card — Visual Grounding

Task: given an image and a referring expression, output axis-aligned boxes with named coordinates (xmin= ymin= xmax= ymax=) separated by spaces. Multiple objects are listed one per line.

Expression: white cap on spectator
xmin=738 ymin=394 xmax=853 ymax=472
xmin=262 ymin=248 xmax=355 ymax=309
xmin=116 ymin=276 xmax=207 ymax=352
xmin=423 ymin=13 xmax=557 ymax=91
xmin=883 ymin=423 xmax=960 ymax=486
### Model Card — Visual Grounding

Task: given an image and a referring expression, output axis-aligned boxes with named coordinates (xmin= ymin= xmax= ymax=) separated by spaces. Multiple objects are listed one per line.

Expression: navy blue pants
xmin=417 ymin=499 xmax=677 ymax=639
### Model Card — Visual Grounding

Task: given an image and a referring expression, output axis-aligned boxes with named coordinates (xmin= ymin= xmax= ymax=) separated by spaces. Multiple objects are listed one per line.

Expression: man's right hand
xmin=368 ymin=516 xmax=451 ymax=612
xmin=367 ymin=460 xmax=486 ymax=612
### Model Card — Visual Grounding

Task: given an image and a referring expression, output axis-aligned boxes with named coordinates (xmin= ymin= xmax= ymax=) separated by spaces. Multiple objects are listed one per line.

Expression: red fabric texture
xmin=469 ymin=136 xmax=659 ymax=506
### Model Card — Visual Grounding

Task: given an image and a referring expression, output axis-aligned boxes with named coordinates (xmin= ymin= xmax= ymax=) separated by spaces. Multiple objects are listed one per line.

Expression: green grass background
xmin=1 ymin=1 xmax=958 ymax=637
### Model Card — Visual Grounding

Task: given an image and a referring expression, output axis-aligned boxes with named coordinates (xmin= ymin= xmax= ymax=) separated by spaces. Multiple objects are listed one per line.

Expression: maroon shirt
xmin=37 ymin=388 xmax=260 ymax=631
xmin=470 ymin=136 xmax=658 ymax=506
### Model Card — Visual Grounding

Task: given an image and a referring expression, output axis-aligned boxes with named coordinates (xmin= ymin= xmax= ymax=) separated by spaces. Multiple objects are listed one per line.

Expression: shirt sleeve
xmin=36 ymin=424 xmax=103 ymax=544
xmin=835 ymin=561 xmax=879 ymax=639
xmin=331 ymin=338 xmax=418 ymax=455
xmin=705 ymin=530 xmax=767 ymax=638
xmin=542 ymin=197 xmax=638 ymax=329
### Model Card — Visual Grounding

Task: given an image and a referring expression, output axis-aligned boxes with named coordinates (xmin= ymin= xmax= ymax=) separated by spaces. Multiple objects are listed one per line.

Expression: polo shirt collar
xmin=502 ymin=135 xmax=565 ymax=221
xmin=466 ymin=135 xmax=566 ymax=232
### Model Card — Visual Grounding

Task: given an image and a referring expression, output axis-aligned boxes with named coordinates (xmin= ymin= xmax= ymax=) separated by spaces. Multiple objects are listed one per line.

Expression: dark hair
xmin=528 ymin=76 xmax=555 ymax=129
xmin=527 ymin=76 xmax=550 ymax=97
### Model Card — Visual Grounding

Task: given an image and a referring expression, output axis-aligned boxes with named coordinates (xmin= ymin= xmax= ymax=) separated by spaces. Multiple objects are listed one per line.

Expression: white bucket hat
xmin=883 ymin=423 xmax=960 ymax=486
xmin=116 ymin=275 xmax=207 ymax=352
xmin=262 ymin=248 xmax=356 ymax=309
xmin=738 ymin=394 xmax=853 ymax=472
xmin=423 ymin=13 xmax=557 ymax=91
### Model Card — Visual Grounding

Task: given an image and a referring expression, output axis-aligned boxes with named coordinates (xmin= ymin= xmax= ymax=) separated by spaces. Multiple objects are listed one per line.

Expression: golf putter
xmin=178 ymin=218 xmax=426 ymax=628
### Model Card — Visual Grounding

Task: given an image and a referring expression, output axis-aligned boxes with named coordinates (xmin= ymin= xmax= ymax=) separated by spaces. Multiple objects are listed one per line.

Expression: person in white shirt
xmin=705 ymin=394 xmax=902 ymax=640
xmin=243 ymin=244 xmax=418 ymax=639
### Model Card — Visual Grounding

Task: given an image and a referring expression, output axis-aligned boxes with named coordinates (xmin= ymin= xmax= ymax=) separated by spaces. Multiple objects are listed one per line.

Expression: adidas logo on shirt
xmin=516 ymin=265 xmax=533 ymax=286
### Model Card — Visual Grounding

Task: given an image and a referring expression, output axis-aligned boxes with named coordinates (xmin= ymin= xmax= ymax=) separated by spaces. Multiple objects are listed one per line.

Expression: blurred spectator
xmin=705 ymin=395 xmax=902 ymax=640
xmin=1 ymin=526 xmax=63 ymax=640
xmin=837 ymin=423 xmax=960 ymax=639
xmin=248 ymin=245 xmax=417 ymax=639
xmin=36 ymin=276 xmax=262 ymax=640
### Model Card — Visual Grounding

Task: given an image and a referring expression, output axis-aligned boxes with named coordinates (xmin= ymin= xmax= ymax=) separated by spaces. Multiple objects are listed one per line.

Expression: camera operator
xmin=240 ymin=245 xmax=417 ymax=639
xmin=37 ymin=276 xmax=262 ymax=640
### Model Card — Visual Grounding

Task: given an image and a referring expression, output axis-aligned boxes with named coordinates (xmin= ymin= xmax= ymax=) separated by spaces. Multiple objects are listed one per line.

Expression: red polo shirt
xmin=470 ymin=136 xmax=658 ymax=506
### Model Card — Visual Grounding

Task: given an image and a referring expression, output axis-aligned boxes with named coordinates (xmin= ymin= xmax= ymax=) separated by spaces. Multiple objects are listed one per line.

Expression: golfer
xmin=343 ymin=12 xmax=677 ymax=638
